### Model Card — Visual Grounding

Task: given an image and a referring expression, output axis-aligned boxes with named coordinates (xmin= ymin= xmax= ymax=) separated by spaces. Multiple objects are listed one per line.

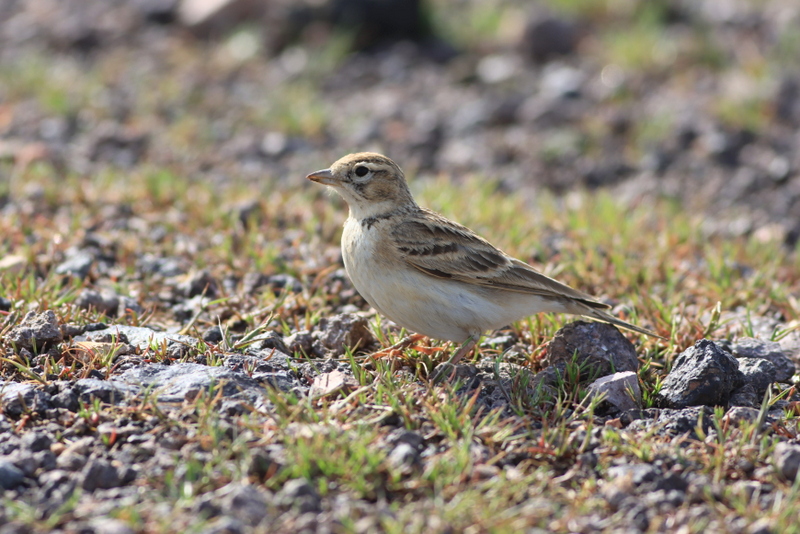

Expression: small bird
xmin=307 ymin=152 xmax=661 ymax=374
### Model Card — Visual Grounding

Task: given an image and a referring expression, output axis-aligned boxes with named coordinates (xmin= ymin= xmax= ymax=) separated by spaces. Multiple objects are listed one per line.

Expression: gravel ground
xmin=2 ymin=1 xmax=800 ymax=532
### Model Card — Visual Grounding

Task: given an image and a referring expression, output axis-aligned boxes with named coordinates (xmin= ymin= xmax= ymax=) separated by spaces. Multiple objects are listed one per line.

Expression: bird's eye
xmin=354 ymin=165 xmax=369 ymax=177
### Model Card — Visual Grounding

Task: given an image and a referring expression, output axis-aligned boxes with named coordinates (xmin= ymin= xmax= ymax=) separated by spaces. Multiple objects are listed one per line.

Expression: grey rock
xmin=248 ymin=330 xmax=289 ymax=356
xmin=55 ymin=248 xmax=94 ymax=278
xmin=0 ymin=432 xmax=21 ymax=455
xmin=6 ymin=310 xmax=63 ymax=353
xmin=87 ymin=124 xmax=148 ymax=167
xmin=178 ymin=269 xmax=218 ymax=298
xmin=266 ymin=273 xmax=302 ymax=295
xmin=246 ymin=449 xmax=279 ymax=481
xmin=276 ymin=478 xmax=321 ymax=513
xmin=545 ymin=321 xmax=639 ymax=378
xmin=607 ymin=463 xmax=658 ymax=486
xmin=704 ymin=127 xmax=753 ymax=167
xmin=117 ymin=363 xmax=268 ymax=404
xmin=0 ymin=460 xmax=25 ymax=490
xmin=520 ymin=13 xmax=580 ymax=63
xmin=137 ymin=255 xmax=187 ymax=278
xmin=586 ymin=371 xmax=642 ymax=413
xmin=81 ymin=458 xmax=123 ymax=491
xmin=223 ymin=355 xmax=298 ymax=391
xmin=33 ymin=450 xmax=57 ymax=473
xmin=724 ymin=406 xmax=760 ymax=425
xmin=87 ymin=518 xmax=135 ymax=534
xmin=737 ymin=357 xmax=778 ymax=394
xmin=732 ymin=337 xmax=795 ymax=382
xmin=75 ymin=288 xmax=120 ymax=316
xmin=773 ymin=442 xmax=800 ymax=481
xmin=57 ymin=437 xmax=95 ymax=471
xmin=480 ymin=334 xmax=518 ymax=351
xmin=776 ymin=75 xmax=800 ymax=126
xmin=241 ymin=272 xmax=270 ymax=295
xmin=528 ymin=363 xmax=563 ymax=400
xmin=117 ymin=297 xmax=143 ymax=318
xmin=11 ymin=450 xmax=39 ymax=477
xmin=656 ymin=340 xmax=744 ymax=408
xmin=0 ymin=522 xmax=33 ymax=534
xmin=52 ymin=387 xmax=80 ymax=412
xmin=387 ymin=429 xmax=425 ymax=450
xmin=627 ymin=406 xmax=715 ymax=438
xmin=74 ymin=379 xmax=138 ymax=405
xmin=729 ymin=383 xmax=760 ymax=408
xmin=178 ymin=0 xmax=259 ymax=37
xmin=136 ymin=0 xmax=179 ymax=24
xmin=78 ymin=325 xmax=199 ymax=351
xmin=314 ymin=313 xmax=377 ymax=356
xmin=285 ymin=330 xmax=315 ymax=357
xmin=540 ymin=63 xmax=585 ymax=100
xmin=388 ymin=442 xmax=419 ymax=472
xmin=21 ymin=431 xmax=52 ymax=452
xmin=202 ymin=325 xmax=224 ymax=343
xmin=219 ymin=483 xmax=270 ymax=526
xmin=39 ymin=469 xmax=74 ymax=499
xmin=0 ymin=382 xmax=52 ymax=417
xmin=747 ymin=518 xmax=774 ymax=534
xmin=202 ymin=517 xmax=245 ymax=534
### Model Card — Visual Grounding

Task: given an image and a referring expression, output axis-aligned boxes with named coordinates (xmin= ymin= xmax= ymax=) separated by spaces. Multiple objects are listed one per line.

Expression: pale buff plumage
xmin=307 ymin=152 xmax=661 ymax=368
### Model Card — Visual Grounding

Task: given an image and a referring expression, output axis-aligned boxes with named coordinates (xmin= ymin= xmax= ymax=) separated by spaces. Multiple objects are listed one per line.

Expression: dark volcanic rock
xmin=87 ymin=124 xmax=149 ymax=167
xmin=736 ymin=357 xmax=778 ymax=395
xmin=75 ymin=289 xmax=121 ymax=316
xmin=178 ymin=269 xmax=219 ymax=298
xmin=55 ymin=248 xmax=95 ymax=278
xmin=520 ymin=13 xmax=580 ymax=63
xmin=218 ymin=483 xmax=271 ymax=527
xmin=774 ymin=442 xmax=800 ymax=481
xmin=314 ymin=313 xmax=378 ymax=356
xmin=275 ymin=478 xmax=322 ymax=513
xmin=6 ymin=310 xmax=63 ymax=353
xmin=627 ymin=406 xmax=715 ymax=437
xmin=248 ymin=330 xmax=290 ymax=356
xmin=0 ymin=460 xmax=26 ymax=490
xmin=545 ymin=321 xmax=639 ymax=378
xmin=729 ymin=383 xmax=759 ymax=408
xmin=731 ymin=337 xmax=795 ymax=383
xmin=0 ymin=382 xmax=53 ymax=417
xmin=74 ymin=379 xmax=138 ymax=405
xmin=80 ymin=458 xmax=127 ymax=491
xmin=656 ymin=340 xmax=745 ymax=408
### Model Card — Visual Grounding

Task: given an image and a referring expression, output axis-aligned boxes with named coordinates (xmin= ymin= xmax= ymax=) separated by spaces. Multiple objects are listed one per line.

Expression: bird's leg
xmin=367 ymin=333 xmax=426 ymax=360
xmin=430 ymin=335 xmax=479 ymax=383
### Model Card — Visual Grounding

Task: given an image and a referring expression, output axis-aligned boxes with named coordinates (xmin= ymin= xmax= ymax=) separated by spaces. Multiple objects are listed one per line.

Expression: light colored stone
xmin=0 ymin=254 xmax=26 ymax=274
xmin=586 ymin=371 xmax=641 ymax=412
xmin=311 ymin=370 xmax=357 ymax=398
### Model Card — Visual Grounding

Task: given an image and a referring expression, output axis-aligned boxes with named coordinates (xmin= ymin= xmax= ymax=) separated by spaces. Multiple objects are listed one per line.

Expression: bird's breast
xmin=341 ymin=218 xmax=382 ymax=304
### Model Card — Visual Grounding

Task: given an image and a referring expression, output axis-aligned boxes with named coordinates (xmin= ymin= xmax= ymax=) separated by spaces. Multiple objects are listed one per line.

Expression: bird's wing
xmin=390 ymin=209 xmax=610 ymax=310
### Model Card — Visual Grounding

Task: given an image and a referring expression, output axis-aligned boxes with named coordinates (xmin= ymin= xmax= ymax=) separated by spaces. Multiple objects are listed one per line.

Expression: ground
xmin=1 ymin=1 xmax=800 ymax=533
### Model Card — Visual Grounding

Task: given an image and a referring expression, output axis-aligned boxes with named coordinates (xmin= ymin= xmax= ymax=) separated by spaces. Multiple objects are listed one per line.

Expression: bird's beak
xmin=306 ymin=168 xmax=336 ymax=185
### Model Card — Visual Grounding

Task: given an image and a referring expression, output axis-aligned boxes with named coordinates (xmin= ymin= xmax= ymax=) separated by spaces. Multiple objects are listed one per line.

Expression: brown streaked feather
xmin=390 ymin=208 xmax=610 ymax=310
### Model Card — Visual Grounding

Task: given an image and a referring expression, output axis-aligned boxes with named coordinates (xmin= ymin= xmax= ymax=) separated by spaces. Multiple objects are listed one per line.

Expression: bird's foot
xmin=367 ymin=333 xmax=426 ymax=360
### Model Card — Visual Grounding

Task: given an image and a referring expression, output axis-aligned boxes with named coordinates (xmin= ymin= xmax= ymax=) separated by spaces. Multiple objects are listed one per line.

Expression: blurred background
xmin=1 ymin=0 xmax=799 ymax=247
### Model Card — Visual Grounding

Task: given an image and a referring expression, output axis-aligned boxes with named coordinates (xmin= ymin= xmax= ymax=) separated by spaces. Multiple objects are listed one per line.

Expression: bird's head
xmin=307 ymin=152 xmax=416 ymax=219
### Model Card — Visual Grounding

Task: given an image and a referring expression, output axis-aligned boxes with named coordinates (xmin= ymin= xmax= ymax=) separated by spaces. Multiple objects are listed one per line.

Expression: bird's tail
xmin=581 ymin=306 xmax=664 ymax=339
